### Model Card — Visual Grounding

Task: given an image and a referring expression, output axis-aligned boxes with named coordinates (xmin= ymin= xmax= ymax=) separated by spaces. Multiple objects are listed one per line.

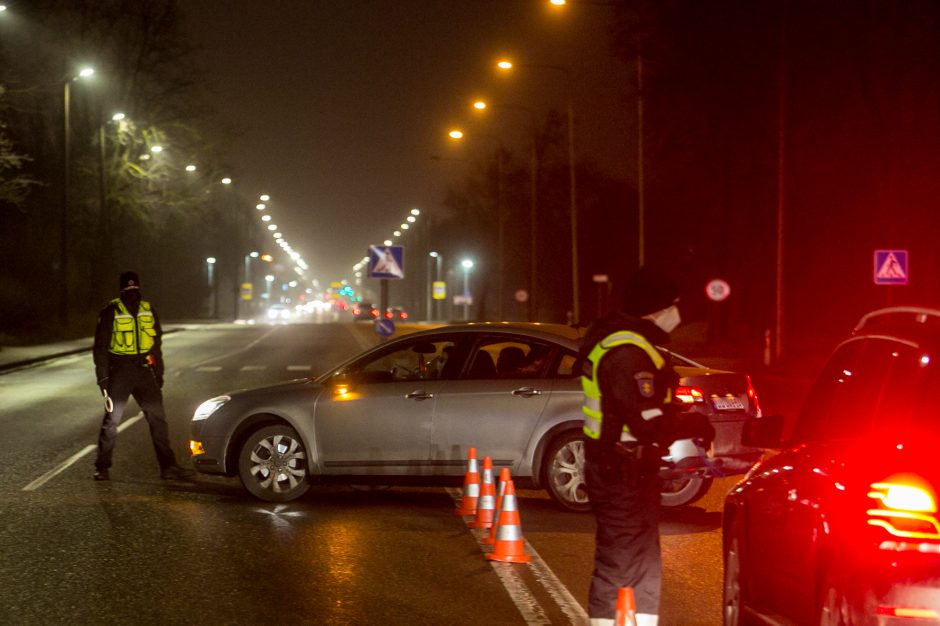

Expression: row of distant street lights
xmin=44 ymin=54 xmax=309 ymax=322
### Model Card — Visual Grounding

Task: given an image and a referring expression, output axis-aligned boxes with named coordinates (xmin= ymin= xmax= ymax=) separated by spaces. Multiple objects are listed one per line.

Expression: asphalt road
xmin=0 ymin=320 xmax=798 ymax=625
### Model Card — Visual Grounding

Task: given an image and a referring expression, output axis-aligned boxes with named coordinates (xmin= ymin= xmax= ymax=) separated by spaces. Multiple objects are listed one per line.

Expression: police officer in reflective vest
xmin=579 ymin=266 xmax=713 ymax=626
xmin=92 ymin=271 xmax=193 ymax=481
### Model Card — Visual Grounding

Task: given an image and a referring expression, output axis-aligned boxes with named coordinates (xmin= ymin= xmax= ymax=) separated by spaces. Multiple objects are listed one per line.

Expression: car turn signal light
xmin=867 ymin=480 xmax=940 ymax=541
xmin=189 ymin=440 xmax=205 ymax=456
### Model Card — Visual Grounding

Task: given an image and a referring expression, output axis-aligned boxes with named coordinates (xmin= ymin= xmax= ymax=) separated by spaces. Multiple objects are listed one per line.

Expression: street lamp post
xmin=461 ymin=259 xmax=474 ymax=321
xmin=472 ymin=100 xmax=539 ymax=322
xmin=429 ymin=251 xmax=443 ymax=321
xmin=206 ymin=257 xmax=217 ymax=318
xmin=264 ymin=274 xmax=275 ymax=304
xmin=60 ymin=67 xmax=94 ymax=327
xmin=448 ymin=130 xmax=504 ymax=320
xmin=497 ymin=59 xmax=579 ymax=324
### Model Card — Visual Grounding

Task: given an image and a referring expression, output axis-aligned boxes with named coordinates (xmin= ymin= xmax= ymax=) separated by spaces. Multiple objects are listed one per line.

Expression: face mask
xmin=652 ymin=304 xmax=681 ymax=333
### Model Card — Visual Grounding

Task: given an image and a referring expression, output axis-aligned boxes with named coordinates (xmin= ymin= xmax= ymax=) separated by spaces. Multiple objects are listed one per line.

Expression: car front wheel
xmin=238 ymin=425 xmax=310 ymax=502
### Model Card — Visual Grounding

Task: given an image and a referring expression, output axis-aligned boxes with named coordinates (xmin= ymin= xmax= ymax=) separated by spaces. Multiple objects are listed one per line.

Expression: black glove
xmin=97 ymin=377 xmax=109 ymax=394
xmin=673 ymin=412 xmax=715 ymax=445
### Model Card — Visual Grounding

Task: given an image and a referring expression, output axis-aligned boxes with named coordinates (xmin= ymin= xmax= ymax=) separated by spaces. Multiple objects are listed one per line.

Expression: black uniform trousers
xmin=95 ymin=361 xmax=177 ymax=471
xmin=584 ymin=447 xmax=663 ymax=619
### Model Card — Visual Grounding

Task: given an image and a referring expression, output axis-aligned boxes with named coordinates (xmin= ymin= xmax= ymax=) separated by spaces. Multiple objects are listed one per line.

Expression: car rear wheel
xmin=723 ymin=530 xmax=746 ymax=626
xmin=238 ymin=425 xmax=310 ymax=502
xmin=660 ymin=474 xmax=713 ymax=507
xmin=544 ymin=431 xmax=591 ymax=512
xmin=819 ymin=579 xmax=855 ymax=626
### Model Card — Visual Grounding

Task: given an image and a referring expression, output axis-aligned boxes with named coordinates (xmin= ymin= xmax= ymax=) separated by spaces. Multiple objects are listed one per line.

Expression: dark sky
xmin=182 ymin=1 xmax=631 ymax=287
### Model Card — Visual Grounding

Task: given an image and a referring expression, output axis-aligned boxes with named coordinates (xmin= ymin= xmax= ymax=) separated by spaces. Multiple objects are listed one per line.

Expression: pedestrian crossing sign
xmin=873 ymin=249 xmax=909 ymax=285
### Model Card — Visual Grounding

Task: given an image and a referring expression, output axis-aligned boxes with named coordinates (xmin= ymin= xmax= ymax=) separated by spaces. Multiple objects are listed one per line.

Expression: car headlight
xmin=192 ymin=395 xmax=230 ymax=421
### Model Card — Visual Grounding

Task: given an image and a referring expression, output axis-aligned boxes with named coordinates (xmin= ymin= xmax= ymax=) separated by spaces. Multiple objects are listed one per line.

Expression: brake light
xmin=384 ymin=311 xmax=393 ymax=319
xmin=746 ymin=375 xmax=761 ymax=414
xmin=399 ymin=311 xmax=408 ymax=319
xmin=867 ymin=480 xmax=940 ymax=541
xmin=675 ymin=386 xmax=705 ymax=404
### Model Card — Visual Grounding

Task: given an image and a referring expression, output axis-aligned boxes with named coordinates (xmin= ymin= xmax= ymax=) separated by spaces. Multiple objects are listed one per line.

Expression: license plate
xmin=712 ymin=396 xmax=745 ymax=411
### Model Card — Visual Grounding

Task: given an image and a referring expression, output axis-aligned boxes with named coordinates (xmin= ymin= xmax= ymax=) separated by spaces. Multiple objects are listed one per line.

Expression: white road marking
xmin=23 ymin=412 xmax=144 ymax=491
xmin=286 ymin=365 xmax=311 ymax=371
xmin=447 ymin=487 xmax=588 ymax=625
xmin=240 ymin=365 xmax=266 ymax=372
xmin=196 ymin=366 xmax=223 ymax=372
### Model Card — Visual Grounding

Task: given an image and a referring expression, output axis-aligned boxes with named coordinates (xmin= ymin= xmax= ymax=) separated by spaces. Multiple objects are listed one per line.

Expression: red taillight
xmin=370 ymin=308 xmax=379 ymax=317
xmin=384 ymin=311 xmax=393 ymax=319
xmin=867 ymin=480 xmax=940 ymax=541
xmin=352 ymin=308 xmax=361 ymax=315
xmin=399 ymin=311 xmax=408 ymax=319
xmin=675 ymin=386 xmax=705 ymax=404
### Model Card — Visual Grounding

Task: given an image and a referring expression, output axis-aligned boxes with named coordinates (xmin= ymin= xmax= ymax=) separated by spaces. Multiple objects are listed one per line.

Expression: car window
xmin=462 ymin=337 xmax=554 ymax=380
xmin=554 ymin=351 xmax=579 ymax=378
xmin=351 ymin=338 xmax=458 ymax=383
xmin=793 ymin=338 xmax=935 ymax=443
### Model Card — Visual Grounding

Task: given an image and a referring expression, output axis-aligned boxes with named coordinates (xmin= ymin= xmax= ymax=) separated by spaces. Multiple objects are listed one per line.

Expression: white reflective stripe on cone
xmin=636 ymin=614 xmax=658 ymax=626
xmin=589 ymin=619 xmax=614 ymax=626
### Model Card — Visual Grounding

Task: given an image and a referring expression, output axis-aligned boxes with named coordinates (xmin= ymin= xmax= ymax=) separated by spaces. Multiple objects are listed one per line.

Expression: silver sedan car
xmin=190 ymin=323 xmax=762 ymax=509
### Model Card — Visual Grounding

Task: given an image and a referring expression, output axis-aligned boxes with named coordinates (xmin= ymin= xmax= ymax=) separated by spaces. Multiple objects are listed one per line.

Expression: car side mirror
xmin=330 ymin=372 xmax=353 ymax=396
xmin=742 ymin=414 xmax=786 ymax=449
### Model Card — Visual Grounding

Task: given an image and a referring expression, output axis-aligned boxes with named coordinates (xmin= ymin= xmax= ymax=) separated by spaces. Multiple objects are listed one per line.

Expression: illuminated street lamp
xmin=59 ymin=66 xmax=95 ymax=326
xmin=428 ymin=251 xmax=443 ymax=320
xmin=264 ymin=274 xmax=275 ymax=302
xmin=497 ymin=58 xmax=580 ymax=323
xmin=471 ymin=98 xmax=539 ymax=322
xmin=206 ymin=257 xmax=217 ymax=318
xmin=461 ymin=259 xmax=474 ymax=320
xmin=449 ymin=128 xmax=507 ymax=319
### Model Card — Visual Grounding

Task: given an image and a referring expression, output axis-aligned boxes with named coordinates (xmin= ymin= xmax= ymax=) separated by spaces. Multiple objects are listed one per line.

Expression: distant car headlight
xmin=192 ymin=395 xmax=230 ymax=421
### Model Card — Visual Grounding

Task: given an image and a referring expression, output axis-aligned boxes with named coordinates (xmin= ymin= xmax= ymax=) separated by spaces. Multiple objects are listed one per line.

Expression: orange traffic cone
xmin=470 ymin=456 xmax=497 ymax=529
xmin=454 ymin=447 xmax=480 ymax=515
xmin=485 ymin=479 xmax=531 ymax=563
xmin=615 ymin=587 xmax=638 ymax=626
xmin=484 ymin=467 xmax=511 ymax=545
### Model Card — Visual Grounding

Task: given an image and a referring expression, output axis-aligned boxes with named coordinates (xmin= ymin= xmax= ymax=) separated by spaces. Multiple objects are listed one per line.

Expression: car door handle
xmin=511 ymin=387 xmax=542 ymax=397
xmin=405 ymin=390 xmax=434 ymax=401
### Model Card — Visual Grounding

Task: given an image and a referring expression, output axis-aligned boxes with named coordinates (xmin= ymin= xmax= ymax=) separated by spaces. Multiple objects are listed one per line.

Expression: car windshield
xmin=794 ymin=338 xmax=938 ymax=443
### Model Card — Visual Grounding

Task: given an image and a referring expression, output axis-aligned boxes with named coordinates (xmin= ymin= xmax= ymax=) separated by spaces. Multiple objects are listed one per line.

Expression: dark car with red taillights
xmin=723 ymin=307 xmax=940 ymax=626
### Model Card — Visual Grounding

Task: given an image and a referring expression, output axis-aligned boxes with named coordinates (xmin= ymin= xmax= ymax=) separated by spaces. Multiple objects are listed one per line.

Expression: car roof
xmin=410 ymin=321 xmax=586 ymax=344
xmin=852 ymin=307 xmax=940 ymax=348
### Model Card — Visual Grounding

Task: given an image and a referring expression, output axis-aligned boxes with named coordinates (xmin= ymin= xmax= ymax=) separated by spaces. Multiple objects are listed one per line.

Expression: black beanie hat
xmin=119 ymin=271 xmax=141 ymax=291
xmin=623 ymin=266 xmax=679 ymax=317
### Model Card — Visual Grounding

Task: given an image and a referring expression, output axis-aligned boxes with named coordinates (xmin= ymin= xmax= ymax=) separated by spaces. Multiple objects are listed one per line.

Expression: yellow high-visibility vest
xmin=109 ymin=298 xmax=156 ymax=356
xmin=581 ymin=330 xmax=668 ymax=441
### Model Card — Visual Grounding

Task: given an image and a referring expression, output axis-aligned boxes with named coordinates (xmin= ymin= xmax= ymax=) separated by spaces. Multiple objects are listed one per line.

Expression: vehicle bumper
xmin=190 ymin=421 xmax=227 ymax=474
xmin=858 ymin=549 xmax=940 ymax=625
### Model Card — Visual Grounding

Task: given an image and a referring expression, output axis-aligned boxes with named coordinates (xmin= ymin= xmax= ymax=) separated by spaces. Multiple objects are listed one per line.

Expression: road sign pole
xmin=380 ymin=279 xmax=389 ymax=315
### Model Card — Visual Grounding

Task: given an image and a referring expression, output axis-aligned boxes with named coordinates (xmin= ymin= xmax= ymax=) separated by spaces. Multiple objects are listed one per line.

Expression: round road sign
xmin=705 ymin=279 xmax=731 ymax=302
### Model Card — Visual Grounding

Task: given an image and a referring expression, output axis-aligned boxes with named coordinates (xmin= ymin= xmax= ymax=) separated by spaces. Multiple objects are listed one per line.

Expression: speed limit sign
xmin=705 ymin=279 xmax=731 ymax=302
